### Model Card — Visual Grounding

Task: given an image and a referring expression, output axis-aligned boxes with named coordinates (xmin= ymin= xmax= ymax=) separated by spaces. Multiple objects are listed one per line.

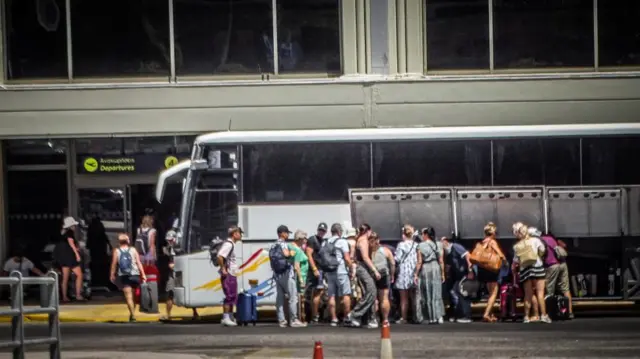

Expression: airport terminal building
xmin=0 ymin=1 xmax=640 ymax=300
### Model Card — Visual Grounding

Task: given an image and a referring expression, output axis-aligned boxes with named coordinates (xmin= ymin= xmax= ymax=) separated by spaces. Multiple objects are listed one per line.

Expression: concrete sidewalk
xmin=0 ymin=352 xmax=216 ymax=359
xmin=0 ymin=299 xmax=637 ymax=324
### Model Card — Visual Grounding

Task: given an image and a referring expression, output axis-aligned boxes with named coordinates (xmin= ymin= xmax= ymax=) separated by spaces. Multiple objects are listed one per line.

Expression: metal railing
xmin=0 ymin=271 xmax=61 ymax=359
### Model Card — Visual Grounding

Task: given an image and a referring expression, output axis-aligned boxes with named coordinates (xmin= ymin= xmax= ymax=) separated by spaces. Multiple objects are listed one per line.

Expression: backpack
xmin=317 ymin=238 xmax=342 ymax=272
xmin=118 ymin=248 xmax=134 ymax=275
xmin=269 ymin=243 xmax=290 ymax=275
xmin=209 ymin=238 xmax=233 ymax=267
xmin=135 ymin=228 xmax=150 ymax=255
xmin=514 ymin=240 xmax=538 ymax=269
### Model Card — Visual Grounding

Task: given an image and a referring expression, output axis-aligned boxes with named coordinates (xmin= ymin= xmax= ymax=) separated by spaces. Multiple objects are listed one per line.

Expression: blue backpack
xmin=269 ymin=243 xmax=290 ymax=275
xmin=118 ymin=248 xmax=133 ymax=275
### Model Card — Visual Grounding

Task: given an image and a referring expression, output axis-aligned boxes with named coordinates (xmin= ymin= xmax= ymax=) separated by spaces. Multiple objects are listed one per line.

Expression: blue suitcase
xmin=236 ymin=292 xmax=257 ymax=326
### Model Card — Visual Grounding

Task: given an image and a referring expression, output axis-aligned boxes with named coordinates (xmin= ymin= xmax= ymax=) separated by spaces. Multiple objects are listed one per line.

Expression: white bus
xmin=155 ymin=124 xmax=640 ymax=308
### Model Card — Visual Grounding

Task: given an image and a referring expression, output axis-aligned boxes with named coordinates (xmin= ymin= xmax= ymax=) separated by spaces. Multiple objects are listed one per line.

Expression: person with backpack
xmin=512 ymin=223 xmax=550 ymax=323
xmin=305 ymin=222 xmax=328 ymax=323
xmin=215 ymin=226 xmax=244 ymax=327
xmin=109 ymin=233 xmax=147 ymax=322
xmin=319 ymin=223 xmax=354 ymax=327
xmin=441 ymin=236 xmax=473 ymax=323
xmin=270 ymin=225 xmax=306 ymax=328
xmin=135 ymin=215 xmax=157 ymax=265
xmin=541 ymin=232 xmax=573 ymax=319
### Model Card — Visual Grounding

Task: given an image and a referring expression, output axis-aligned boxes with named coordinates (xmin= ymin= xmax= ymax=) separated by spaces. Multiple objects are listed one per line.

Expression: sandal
xmin=482 ymin=316 xmax=497 ymax=323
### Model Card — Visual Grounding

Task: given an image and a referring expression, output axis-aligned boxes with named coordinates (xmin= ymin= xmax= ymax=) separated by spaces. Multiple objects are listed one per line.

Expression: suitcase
xmin=236 ymin=292 xmax=258 ymax=326
xmin=499 ymin=283 xmax=517 ymax=321
xmin=545 ymin=295 xmax=569 ymax=320
xmin=139 ymin=281 xmax=159 ymax=314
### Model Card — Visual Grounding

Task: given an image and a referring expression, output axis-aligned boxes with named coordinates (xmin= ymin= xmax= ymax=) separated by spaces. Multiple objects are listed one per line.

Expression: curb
xmin=1 ymin=302 xmax=637 ymax=324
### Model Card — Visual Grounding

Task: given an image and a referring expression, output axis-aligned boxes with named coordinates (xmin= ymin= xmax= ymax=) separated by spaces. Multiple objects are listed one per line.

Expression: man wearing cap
xmin=305 ymin=222 xmax=327 ymax=323
xmin=271 ymin=225 xmax=306 ymax=328
xmin=323 ymin=223 xmax=354 ymax=327
xmin=217 ymin=226 xmax=243 ymax=327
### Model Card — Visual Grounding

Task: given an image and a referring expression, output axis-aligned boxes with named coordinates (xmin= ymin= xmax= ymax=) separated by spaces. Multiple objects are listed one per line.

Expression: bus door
xmin=188 ymin=147 xmax=239 ymax=252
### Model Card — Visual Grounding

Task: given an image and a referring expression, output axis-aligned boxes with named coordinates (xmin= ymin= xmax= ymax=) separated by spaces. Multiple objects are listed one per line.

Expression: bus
xmin=155 ymin=124 xmax=640 ymax=308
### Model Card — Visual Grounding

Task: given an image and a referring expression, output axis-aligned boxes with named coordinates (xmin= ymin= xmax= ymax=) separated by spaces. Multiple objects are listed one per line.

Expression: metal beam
xmin=195 ymin=123 xmax=640 ymax=146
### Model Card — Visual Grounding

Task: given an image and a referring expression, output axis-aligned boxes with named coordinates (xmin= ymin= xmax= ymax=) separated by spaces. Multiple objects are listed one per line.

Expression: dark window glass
xmin=70 ymin=0 xmax=169 ymax=77
xmin=4 ymin=0 xmax=67 ymax=79
xmin=425 ymin=0 xmax=489 ymax=71
xmin=7 ymin=170 xmax=68 ymax=269
xmin=5 ymin=139 xmax=67 ymax=165
xmin=276 ymin=0 xmax=341 ymax=74
xmin=242 ymin=143 xmax=371 ymax=202
xmin=75 ymin=138 xmax=124 ymax=156
xmin=493 ymin=138 xmax=581 ymax=185
xmin=493 ymin=0 xmax=594 ymax=69
xmin=123 ymin=136 xmax=195 ymax=156
xmin=373 ymin=141 xmax=491 ymax=187
xmin=173 ymin=0 xmax=272 ymax=76
xmin=598 ymin=2 xmax=640 ymax=67
xmin=583 ymin=137 xmax=640 ymax=185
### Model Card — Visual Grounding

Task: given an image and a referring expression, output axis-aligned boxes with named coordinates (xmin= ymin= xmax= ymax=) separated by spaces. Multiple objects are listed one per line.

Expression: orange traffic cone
xmin=313 ymin=341 xmax=324 ymax=359
xmin=380 ymin=322 xmax=393 ymax=359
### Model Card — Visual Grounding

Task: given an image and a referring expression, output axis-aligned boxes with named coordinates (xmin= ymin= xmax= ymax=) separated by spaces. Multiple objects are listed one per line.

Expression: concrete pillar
xmin=368 ymin=0 xmax=389 ymax=74
xmin=0 ymin=0 xmax=6 ymax=83
xmin=0 ymin=141 xmax=7 ymax=263
xmin=341 ymin=0 xmax=358 ymax=74
xmin=405 ymin=0 xmax=424 ymax=73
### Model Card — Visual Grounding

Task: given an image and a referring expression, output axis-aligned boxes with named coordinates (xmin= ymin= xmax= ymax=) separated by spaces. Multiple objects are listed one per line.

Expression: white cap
xmin=528 ymin=227 xmax=542 ymax=237
xmin=62 ymin=216 xmax=79 ymax=229
xmin=345 ymin=227 xmax=357 ymax=238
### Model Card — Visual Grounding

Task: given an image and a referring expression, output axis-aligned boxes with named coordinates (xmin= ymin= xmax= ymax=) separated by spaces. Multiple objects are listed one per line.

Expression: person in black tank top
xmin=58 ymin=217 xmax=85 ymax=302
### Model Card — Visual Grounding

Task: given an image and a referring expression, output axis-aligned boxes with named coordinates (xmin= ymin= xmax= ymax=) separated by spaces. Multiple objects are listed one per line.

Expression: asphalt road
xmin=2 ymin=318 xmax=640 ymax=358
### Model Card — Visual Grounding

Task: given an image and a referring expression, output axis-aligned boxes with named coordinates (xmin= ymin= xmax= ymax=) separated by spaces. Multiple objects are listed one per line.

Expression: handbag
xmin=470 ymin=240 xmax=502 ymax=273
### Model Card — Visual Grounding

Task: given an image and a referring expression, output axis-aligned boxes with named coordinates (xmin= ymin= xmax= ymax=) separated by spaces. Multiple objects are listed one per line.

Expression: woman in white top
xmin=512 ymin=222 xmax=550 ymax=323
xmin=394 ymin=224 xmax=419 ymax=324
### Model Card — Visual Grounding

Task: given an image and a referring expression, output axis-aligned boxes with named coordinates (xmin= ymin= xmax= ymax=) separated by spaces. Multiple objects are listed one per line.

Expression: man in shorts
xmin=305 ymin=222 xmax=328 ymax=323
xmin=541 ymin=233 xmax=574 ymax=319
xmin=217 ymin=226 xmax=243 ymax=326
xmin=323 ymin=223 xmax=354 ymax=326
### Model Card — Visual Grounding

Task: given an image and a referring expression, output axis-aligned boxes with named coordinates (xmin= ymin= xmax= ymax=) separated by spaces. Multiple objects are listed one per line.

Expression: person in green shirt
xmin=289 ymin=230 xmax=309 ymax=293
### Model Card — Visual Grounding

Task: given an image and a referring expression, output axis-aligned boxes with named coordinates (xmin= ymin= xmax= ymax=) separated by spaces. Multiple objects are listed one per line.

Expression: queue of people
xmin=207 ymin=220 xmax=572 ymax=328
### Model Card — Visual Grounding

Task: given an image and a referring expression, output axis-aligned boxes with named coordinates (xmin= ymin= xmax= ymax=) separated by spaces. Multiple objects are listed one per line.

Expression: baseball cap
xmin=277 ymin=225 xmax=292 ymax=234
xmin=294 ymin=230 xmax=308 ymax=240
xmin=228 ymin=226 xmax=244 ymax=235
xmin=345 ymin=227 xmax=357 ymax=238
xmin=317 ymin=222 xmax=328 ymax=232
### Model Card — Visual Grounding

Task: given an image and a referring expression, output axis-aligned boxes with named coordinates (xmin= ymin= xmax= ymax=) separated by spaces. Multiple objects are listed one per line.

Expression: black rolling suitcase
xmin=545 ymin=295 xmax=569 ymax=320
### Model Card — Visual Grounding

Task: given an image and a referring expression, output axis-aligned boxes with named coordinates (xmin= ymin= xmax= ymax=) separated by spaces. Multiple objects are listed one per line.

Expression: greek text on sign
xmin=85 ymin=157 xmax=136 ymax=173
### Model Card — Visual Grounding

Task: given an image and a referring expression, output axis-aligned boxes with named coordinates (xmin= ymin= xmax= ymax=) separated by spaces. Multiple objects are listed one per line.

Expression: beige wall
xmin=0 ymin=76 xmax=639 ymax=138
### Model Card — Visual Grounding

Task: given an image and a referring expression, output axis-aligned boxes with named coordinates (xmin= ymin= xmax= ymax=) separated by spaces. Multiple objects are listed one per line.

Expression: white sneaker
xmin=540 ymin=315 xmax=552 ymax=324
xmin=330 ymin=319 xmax=339 ymax=327
xmin=290 ymin=319 xmax=307 ymax=328
xmin=279 ymin=320 xmax=288 ymax=328
xmin=221 ymin=317 xmax=237 ymax=327
xmin=367 ymin=319 xmax=379 ymax=329
xmin=437 ymin=317 xmax=444 ymax=324
xmin=456 ymin=318 xmax=472 ymax=324
xmin=349 ymin=318 xmax=361 ymax=327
